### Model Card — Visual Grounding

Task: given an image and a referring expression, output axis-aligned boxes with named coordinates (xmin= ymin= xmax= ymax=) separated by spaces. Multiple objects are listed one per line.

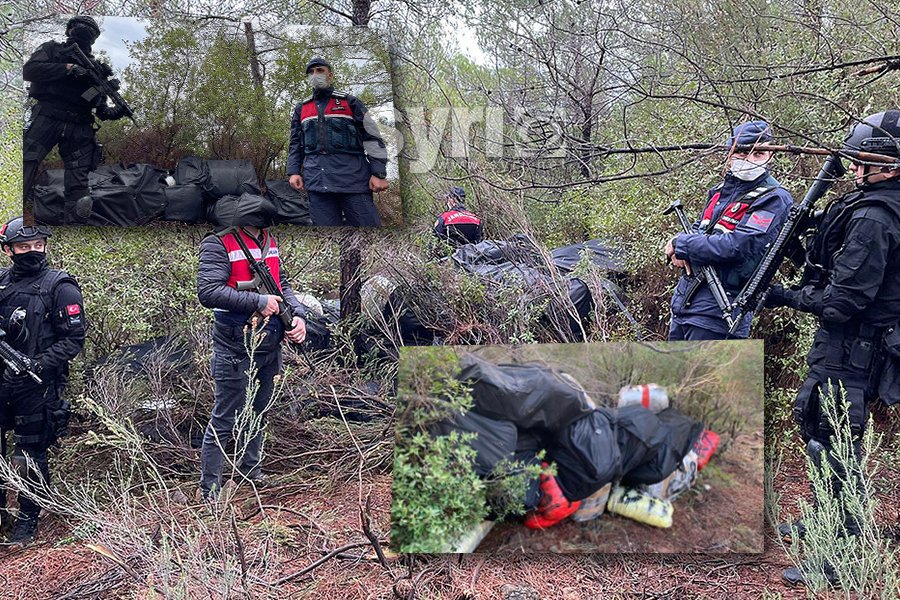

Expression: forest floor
xmin=1 ymin=439 xmax=897 ymax=599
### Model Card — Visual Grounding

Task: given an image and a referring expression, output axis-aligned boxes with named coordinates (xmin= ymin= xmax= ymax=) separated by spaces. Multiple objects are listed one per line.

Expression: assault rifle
xmin=0 ymin=327 xmax=42 ymax=384
xmin=231 ymin=230 xmax=295 ymax=331
xmin=66 ymin=42 xmax=136 ymax=126
xmin=728 ymin=154 xmax=846 ymax=335
xmin=229 ymin=229 xmax=325 ymax=361
xmin=664 ymin=199 xmax=736 ymax=330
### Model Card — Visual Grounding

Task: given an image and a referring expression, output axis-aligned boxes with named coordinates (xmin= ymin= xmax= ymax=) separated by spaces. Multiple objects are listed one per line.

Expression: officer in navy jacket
xmin=433 ymin=186 xmax=483 ymax=246
xmin=287 ymin=57 xmax=389 ymax=227
xmin=196 ymin=204 xmax=307 ymax=500
xmin=664 ymin=120 xmax=794 ymax=340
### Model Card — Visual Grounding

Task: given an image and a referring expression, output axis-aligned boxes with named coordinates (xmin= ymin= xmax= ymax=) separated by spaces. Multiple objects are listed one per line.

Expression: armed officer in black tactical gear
xmin=0 ymin=218 xmax=85 ymax=546
xmin=765 ymin=110 xmax=900 ymax=587
xmin=23 ymin=16 xmax=129 ymax=224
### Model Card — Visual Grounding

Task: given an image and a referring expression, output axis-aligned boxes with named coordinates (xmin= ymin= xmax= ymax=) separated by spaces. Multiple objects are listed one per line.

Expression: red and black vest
xmin=300 ymin=92 xmax=364 ymax=156
xmin=220 ymin=228 xmax=282 ymax=291
xmin=699 ymin=184 xmax=777 ymax=234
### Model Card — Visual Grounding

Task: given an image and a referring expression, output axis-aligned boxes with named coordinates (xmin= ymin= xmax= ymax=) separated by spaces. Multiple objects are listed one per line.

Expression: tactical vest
xmin=216 ymin=228 xmax=282 ymax=292
xmin=299 ymin=93 xmax=364 ymax=156
xmin=700 ymin=183 xmax=778 ymax=234
xmin=0 ymin=268 xmax=77 ymax=358
xmin=26 ymin=41 xmax=101 ymax=113
xmin=440 ymin=208 xmax=481 ymax=228
xmin=806 ymin=189 xmax=900 ymax=285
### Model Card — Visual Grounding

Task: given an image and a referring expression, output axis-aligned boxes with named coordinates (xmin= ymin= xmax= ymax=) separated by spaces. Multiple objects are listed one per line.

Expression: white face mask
xmin=730 ymin=158 xmax=768 ymax=181
xmin=308 ymin=73 xmax=329 ymax=89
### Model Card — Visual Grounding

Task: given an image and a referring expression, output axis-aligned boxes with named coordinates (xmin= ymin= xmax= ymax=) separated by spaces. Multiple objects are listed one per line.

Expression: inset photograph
xmin=22 ymin=15 xmax=400 ymax=227
xmin=391 ymin=341 xmax=764 ymax=553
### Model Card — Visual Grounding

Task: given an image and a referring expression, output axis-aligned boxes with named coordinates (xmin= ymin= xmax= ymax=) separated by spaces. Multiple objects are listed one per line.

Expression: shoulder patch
xmin=746 ymin=210 xmax=776 ymax=232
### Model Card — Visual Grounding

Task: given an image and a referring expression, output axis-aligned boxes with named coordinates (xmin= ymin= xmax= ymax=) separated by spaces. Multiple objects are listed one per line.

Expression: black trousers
xmin=0 ymin=378 xmax=59 ymax=521
xmin=307 ymin=191 xmax=382 ymax=227
xmin=199 ymin=322 xmax=283 ymax=495
xmin=23 ymin=107 xmax=97 ymax=224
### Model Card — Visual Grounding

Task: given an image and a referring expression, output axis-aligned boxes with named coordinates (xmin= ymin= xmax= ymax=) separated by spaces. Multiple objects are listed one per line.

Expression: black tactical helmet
xmin=305 ymin=56 xmax=331 ymax=74
xmin=0 ymin=217 xmax=51 ymax=247
xmin=843 ymin=110 xmax=900 ymax=158
xmin=66 ymin=15 xmax=101 ymax=38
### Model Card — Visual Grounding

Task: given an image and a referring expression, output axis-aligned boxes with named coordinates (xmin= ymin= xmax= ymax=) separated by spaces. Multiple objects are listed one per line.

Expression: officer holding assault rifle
xmin=663 ymin=110 xmax=900 ymax=587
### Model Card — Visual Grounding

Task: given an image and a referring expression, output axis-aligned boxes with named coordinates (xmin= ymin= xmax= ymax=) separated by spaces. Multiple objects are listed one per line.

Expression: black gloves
xmin=95 ymin=60 xmax=114 ymax=78
xmin=67 ymin=64 xmax=90 ymax=78
xmin=764 ymin=284 xmax=800 ymax=309
xmin=97 ymin=104 xmax=127 ymax=121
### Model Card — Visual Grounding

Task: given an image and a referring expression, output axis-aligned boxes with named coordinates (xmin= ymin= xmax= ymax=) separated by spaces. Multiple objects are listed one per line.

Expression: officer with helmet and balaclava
xmin=764 ymin=110 xmax=900 ymax=587
xmin=664 ymin=120 xmax=794 ymax=340
xmin=287 ymin=56 xmax=390 ymax=227
xmin=0 ymin=218 xmax=85 ymax=546
xmin=23 ymin=15 xmax=129 ymax=224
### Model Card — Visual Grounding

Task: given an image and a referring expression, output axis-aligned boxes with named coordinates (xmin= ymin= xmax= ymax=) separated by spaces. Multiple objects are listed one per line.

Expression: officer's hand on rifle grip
xmin=286 ymin=316 xmax=307 ymax=344
xmin=289 ymin=175 xmax=304 ymax=192
xmin=260 ymin=295 xmax=280 ymax=317
xmin=67 ymin=64 xmax=89 ymax=78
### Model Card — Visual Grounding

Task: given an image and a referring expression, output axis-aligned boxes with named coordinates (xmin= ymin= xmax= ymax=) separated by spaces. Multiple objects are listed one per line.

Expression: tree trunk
xmin=337 ymin=0 xmax=371 ymax=319
xmin=351 ymin=0 xmax=371 ymax=27
xmin=340 ymin=232 xmax=363 ymax=319
xmin=243 ymin=22 xmax=264 ymax=92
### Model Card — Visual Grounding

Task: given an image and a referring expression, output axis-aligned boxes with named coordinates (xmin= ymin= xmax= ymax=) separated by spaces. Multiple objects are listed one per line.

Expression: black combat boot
xmin=783 ymin=560 xmax=838 ymax=588
xmin=777 ymin=519 xmax=807 ymax=540
xmin=6 ymin=515 xmax=38 ymax=546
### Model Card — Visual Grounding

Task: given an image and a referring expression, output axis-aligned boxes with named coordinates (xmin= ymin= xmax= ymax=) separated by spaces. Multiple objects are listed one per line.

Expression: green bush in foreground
xmin=391 ymin=430 xmax=488 ymax=553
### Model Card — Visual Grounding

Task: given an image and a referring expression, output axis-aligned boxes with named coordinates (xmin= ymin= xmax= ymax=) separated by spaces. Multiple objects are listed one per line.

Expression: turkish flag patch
xmin=67 ymin=304 xmax=81 ymax=316
xmin=747 ymin=210 xmax=775 ymax=232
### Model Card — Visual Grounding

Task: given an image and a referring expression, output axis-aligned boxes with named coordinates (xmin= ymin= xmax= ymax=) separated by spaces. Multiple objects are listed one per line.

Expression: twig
xmin=266 ymin=542 xmax=373 ymax=585
xmin=360 ymin=493 xmax=391 ymax=570
xmin=231 ymin=509 xmax=253 ymax=599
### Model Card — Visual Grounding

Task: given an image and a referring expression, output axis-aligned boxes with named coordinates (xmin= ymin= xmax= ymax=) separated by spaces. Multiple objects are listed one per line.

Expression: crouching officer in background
xmin=0 ymin=218 xmax=85 ymax=545
xmin=197 ymin=201 xmax=307 ymax=500
xmin=287 ymin=56 xmax=390 ymax=227
xmin=23 ymin=15 xmax=129 ymax=224
xmin=665 ymin=120 xmax=794 ymax=340
xmin=765 ymin=110 xmax=900 ymax=587
xmin=433 ymin=186 xmax=483 ymax=247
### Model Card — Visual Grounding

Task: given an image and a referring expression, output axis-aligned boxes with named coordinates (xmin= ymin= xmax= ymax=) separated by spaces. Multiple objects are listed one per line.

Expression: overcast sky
xmin=96 ymin=16 xmax=149 ymax=70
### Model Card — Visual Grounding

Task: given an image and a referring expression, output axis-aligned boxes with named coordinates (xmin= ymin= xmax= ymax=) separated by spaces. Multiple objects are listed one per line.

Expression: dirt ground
xmin=0 ymin=438 xmax=896 ymax=599
xmin=478 ymin=429 xmax=765 ymax=553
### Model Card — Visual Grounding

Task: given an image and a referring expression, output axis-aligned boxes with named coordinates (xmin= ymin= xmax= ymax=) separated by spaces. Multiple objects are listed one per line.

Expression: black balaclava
xmin=10 ymin=250 xmax=48 ymax=278
xmin=67 ymin=24 xmax=98 ymax=53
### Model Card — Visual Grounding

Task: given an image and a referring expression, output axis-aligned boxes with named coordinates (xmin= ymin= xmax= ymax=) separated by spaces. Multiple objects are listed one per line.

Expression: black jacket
xmin=0 ymin=265 xmax=85 ymax=378
xmin=791 ymin=179 xmax=900 ymax=328
xmin=23 ymin=40 xmax=107 ymax=113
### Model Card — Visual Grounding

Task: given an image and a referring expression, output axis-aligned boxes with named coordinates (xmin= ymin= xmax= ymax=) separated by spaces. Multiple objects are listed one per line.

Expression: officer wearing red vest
xmin=664 ymin=120 xmax=794 ymax=340
xmin=197 ymin=206 xmax=307 ymax=500
xmin=433 ymin=186 xmax=483 ymax=246
xmin=287 ymin=57 xmax=389 ymax=227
